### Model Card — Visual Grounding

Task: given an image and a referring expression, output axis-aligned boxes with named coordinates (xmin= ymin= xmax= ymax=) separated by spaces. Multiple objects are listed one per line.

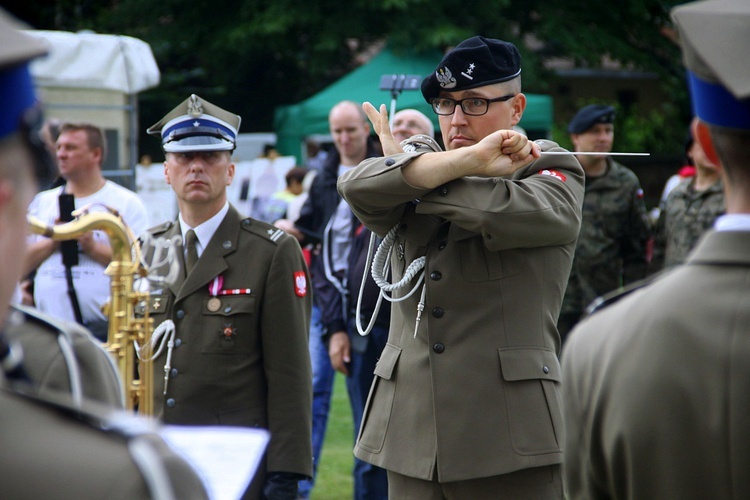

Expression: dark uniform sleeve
xmin=260 ymin=234 xmax=314 ymax=478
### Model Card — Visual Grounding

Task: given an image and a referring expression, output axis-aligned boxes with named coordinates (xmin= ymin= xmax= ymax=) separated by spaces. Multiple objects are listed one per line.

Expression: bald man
xmin=392 ymin=108 xmax=434 ymax=143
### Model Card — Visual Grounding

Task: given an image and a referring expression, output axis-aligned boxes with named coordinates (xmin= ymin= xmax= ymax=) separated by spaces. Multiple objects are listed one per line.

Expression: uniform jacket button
xmin=433 ymin=342 xmax=445 ymax=354
xmin=543 ymin=365 xmax=550 ymax=374
xmin=170 ymin=368 xmax=179 ymax=377
xmin=175 ymin=310 xmax=185 ymax=319
xmin=438 ymin=241 xmax=447 ymax=250
xmin=432 ymin=307 xmax=444 ymax=318
xmin=439 ymin=186 xmax=448 ymax=196
xmin=174 ymin=338 xmax=182 ymax=347
xmin=385 ymin=158 xmax=396 ymax=166
xmin=166 ymin=398 xmax=176 ymax=408
xmin=430 ymin=271 xmax=442 ymax=281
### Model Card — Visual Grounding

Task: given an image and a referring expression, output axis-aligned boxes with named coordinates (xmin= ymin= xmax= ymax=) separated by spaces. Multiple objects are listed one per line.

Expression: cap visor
xmin=163 ymin=135 xmax=234 ymax=152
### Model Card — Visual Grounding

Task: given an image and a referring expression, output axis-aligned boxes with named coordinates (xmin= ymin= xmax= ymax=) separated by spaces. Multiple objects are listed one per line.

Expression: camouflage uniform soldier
xmin=652 ymin=178 xmax=724 ymax=270
xmin=651 ymin=118 xmax=725 ymax=272
xmin=558 ymin=105 xmax=651 ymax=341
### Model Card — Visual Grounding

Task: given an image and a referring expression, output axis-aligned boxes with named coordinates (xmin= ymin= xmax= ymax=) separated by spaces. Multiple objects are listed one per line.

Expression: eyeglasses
xmin=430 ymin=94 xmax=516 ymax=116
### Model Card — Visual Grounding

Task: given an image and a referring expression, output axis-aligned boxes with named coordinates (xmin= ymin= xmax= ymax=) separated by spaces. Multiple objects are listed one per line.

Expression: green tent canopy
xmin=274 ymin=47 xmax=553 ymax=163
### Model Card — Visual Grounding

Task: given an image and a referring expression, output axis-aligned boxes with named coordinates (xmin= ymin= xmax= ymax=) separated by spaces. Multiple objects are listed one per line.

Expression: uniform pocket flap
xmin=499 ymin=347 xmax=561 ymax=382
xmin=373 ymin=343 xmax=401 ymax=380
xmin=202 ymin=295 xmax=255 ymax=316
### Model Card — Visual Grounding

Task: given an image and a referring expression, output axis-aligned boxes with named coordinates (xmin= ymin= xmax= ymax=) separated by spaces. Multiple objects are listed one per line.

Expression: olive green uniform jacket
xmin=338 ymin=140 xmax=584 ymax=482
xmin=0 ymin=367 xmax=209 ymax=499
xmin=562 ymin=230 xmax=750 ymax=499
xmin=144 ymin=204 xmax=313 ymax=483
xmin=5 ymin=304 xmax=123 ymax=408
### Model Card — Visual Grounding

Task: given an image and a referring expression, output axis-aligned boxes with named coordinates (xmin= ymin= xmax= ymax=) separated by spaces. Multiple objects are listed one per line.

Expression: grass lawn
xmin=310 ymin=372 xmax=355 ymax=499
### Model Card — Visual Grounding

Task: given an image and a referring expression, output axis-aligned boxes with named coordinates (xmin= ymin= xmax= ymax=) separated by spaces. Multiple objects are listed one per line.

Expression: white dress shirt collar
xmin=178 ymin=202 xmax=230 ymax=258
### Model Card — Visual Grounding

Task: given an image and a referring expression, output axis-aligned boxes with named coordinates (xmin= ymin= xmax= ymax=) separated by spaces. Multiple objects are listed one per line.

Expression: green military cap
xmin=147 ymin=94 xmax=241 ymax=152
xmin=671 ymin=0 xmax=750 ymax=130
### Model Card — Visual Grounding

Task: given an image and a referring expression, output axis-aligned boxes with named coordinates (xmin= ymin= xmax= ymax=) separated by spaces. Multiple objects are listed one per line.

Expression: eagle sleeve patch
xmin=538 ymin=169 xmax=567 ymax=182
xmin=294 ymin=271 xmax=307 ymax=297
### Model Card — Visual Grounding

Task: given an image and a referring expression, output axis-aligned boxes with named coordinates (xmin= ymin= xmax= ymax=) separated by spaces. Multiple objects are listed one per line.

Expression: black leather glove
xmin=263 ymin=471 xmax=307 ymax=500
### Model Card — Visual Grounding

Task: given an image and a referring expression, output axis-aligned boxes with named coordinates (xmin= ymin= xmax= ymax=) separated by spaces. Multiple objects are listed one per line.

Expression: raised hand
xmin=362 ymin=102 xmax=403 ymax=156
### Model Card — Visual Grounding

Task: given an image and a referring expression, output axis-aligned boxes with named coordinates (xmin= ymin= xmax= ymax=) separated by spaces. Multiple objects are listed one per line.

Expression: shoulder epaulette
xmin=239 ymin=217 xmax=286 ymax=244
xmin=9 ymin=304 xmax=69 ymax=337
xmin=534 ymin=139 xmax=559 ymax=152
xmin=148 ymin=220 xmax=174 ymax=236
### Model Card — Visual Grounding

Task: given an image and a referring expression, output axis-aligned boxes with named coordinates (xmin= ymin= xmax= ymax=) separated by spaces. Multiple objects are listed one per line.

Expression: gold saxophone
xmin=27 ymin=211 xmax=154 ymax=414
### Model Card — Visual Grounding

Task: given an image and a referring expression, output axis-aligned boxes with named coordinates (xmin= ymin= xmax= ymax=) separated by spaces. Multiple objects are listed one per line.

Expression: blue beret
xmin=421 ymin=36 xmax=522 ymax=102
xmin=568 ymin=104 xmax=616 ymax=134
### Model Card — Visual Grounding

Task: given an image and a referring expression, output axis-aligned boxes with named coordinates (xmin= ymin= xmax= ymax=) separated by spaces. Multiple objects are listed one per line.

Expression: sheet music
xmin=162 ymin=425 xmax=270 ymax=500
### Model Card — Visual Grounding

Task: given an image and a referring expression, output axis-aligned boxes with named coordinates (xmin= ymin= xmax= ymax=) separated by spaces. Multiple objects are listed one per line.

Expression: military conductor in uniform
xmin=338 ymin=36 xmax=584 ymax=498
xmin=562 ymin=0 xmax=750 ymax=498
xmin=144 ymin=95 xmax=313 ymax=499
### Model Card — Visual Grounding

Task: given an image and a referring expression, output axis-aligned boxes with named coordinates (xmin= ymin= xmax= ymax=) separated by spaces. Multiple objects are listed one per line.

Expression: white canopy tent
xmin=24 ymin=30 xmax=160 ymax=187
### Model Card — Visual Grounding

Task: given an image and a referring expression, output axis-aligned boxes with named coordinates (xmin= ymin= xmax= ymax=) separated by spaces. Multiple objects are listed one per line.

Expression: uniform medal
xmin=207 ymin=275 xmax=252 ymax=312
xmin=208 ymin=275 xmax=223 ymax=312
xmin=207 ymin=297 xmax=221 ymax=312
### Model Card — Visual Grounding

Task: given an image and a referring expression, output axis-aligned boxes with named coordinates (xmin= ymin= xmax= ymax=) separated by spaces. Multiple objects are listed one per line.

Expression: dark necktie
xmin=185 ymin=229 xmax=198 ymax=273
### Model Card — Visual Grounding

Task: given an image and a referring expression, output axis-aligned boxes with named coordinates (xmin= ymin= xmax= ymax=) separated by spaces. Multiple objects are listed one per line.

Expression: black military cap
xmin=421 ymin=36 xmax=522 ymax=102
xmin=568 ymin=105 xmax=616 ymax=134
xmin=672 ymin=0 xmax=750 ymax=130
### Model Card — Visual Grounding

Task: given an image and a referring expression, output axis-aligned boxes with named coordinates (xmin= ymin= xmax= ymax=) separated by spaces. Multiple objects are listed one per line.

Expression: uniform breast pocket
xmin=498 ymin=347 xmax=563 ymax=456
xmin=458 ymin=236 xmax=524 ymax=282
xmin=200 ymin=295 xmax=256 ymax=354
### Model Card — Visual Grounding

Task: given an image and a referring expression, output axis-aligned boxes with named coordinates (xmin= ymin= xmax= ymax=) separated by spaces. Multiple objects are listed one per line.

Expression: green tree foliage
xmin=9 ymin=0 xmax=690 ymax=157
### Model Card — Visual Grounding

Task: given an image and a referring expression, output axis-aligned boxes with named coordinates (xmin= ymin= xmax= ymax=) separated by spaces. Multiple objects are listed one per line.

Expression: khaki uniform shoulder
xmin=8 ymin=304 xmax=86 ymax=338
xmin=534 ymin=139 xmax=561 ymax=152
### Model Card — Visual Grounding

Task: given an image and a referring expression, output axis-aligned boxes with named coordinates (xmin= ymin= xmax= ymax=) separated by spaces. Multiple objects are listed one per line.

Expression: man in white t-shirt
xmin=23 ymin=122 xmax=148 ymax=341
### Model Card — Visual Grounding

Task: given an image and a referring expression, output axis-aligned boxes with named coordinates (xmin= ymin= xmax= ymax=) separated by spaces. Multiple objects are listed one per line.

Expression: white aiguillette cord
xmin=135 ymin=319 xmax=176 ymax=395
xmin=356 ymin=225 xmax=426 ymax=339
